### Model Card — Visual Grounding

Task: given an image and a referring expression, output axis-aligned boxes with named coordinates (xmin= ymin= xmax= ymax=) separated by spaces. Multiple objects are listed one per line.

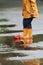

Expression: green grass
xmin=0 ymin=25 xmax=16 ymax=33
xmin=0 ymin=37 xmax=6 ymax=43
xmin=0 ymin=25 xmax=16 ymax=27
xmin=0 ymin=30 xmax=22 ymax=33
xmin=33 ymin=34 xmax=43 ymax=43
xmin=0 ymin=19 xmax=8 ymax=22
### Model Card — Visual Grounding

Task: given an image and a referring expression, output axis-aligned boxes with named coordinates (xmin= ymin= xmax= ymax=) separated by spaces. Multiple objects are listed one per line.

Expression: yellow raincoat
xmin=22 ymin=0 xmax=39 ymax=18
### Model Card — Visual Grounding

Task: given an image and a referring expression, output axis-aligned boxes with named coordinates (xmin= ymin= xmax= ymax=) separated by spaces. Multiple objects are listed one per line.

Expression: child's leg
xmin=21 ymin=18 xmax=33 ymax=48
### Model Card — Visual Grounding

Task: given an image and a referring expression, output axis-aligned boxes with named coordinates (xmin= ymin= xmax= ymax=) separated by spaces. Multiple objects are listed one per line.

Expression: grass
xmin=0 ymin=19 xmax=8 ymax=22
xmin=33 ymin=34 xmax=43 ymax=43
xmin=0 ymin=30 xmax=22 ymax=33
xmin=0 ymin=25 xmax=16 ymax=33
xmin=0 ymin=25 xmax=16 ymax=27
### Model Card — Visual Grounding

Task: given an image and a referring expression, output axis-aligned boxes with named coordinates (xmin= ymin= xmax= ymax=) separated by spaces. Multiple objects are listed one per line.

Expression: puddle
xmin=0 ymin=50 xmax=43 ymax=65
xmin=26 ymin=41 xmax=43 ymax=48
xmin=0 ymin=40 xmax=43 ymax=65
xmin=0 ymin=6 xmax=43 ymax=65
xmin=0 ymin=41 xmax=43 ymax=65
xmin=6 ymin=50 xmax=43 ymax=60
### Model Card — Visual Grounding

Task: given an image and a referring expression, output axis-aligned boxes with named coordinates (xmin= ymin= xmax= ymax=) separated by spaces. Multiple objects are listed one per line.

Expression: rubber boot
xmin=20 ymin=28 xmax=33 ymax=49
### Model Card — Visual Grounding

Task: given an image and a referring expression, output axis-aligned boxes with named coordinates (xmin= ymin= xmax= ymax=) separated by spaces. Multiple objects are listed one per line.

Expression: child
xmin=13 ymin=0 xmax=39 ymax=49
xmin=20 ymin=0 xmax=39 ymax=49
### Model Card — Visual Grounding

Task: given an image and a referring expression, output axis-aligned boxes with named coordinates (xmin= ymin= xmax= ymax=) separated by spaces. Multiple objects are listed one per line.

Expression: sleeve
xmin=30 ymin=0 xmax=36 ymax=3
xmin=30 ymin=0 xmax=36 ymax=12
xmin=24 ymin=0 xmax=30 ymax=13
xmin=25 ymin=4 xmax=30 ymax=13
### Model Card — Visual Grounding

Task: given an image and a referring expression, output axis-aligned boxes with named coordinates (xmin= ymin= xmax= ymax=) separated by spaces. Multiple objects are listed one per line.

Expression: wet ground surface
xmin=0 ymin=45 xmax=43 ymax=65
xmin=0 ymin=7 xmax=43 ymax=65
xmin=0 ymin=7 xmax=43 ymax=36
xmin=0 ymin=39 xmax=43 ymax=65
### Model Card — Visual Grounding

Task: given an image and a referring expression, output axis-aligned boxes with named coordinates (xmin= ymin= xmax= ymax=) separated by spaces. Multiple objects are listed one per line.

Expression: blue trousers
xmin=23 ymin=18 xmax=33 ymax=28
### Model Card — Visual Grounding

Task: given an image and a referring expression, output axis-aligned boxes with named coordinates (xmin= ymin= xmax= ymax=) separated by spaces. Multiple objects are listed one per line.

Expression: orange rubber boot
xmin=20 ymin=28 xmax=33 ymax=49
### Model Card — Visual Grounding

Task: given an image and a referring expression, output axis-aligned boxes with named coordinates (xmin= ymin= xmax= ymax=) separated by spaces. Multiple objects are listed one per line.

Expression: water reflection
xmin=24 ymin=59 xmax=40 ymax=65
xmin=0 ymin=59 xmax=40 ymax=65
xmin=0 ymin=39 xmax=43 ymax=65
xmin=0 ymin=52 xmax=41 ymax=65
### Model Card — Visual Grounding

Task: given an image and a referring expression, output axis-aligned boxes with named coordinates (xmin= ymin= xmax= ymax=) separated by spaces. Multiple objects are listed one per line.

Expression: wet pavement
xmin=0 ymin=40 xmax=43 ymax=65
xmin=0 ymin=7 xmax=43 ymax=65
xmin=0 ymin=8 xmax=43 ymax=36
